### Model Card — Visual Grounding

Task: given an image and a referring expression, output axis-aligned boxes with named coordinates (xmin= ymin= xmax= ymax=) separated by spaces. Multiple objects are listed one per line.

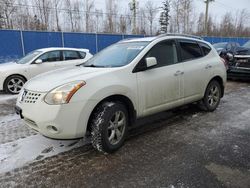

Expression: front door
xmin=136 ymin=40 xmax=184 ymax=117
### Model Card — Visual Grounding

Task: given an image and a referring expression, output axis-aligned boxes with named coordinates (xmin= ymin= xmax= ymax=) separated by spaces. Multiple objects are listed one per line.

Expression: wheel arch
xmin=86 ymin=94 xmax=137 ymax=133
xmin=207 ymin=76 xmax=224 ymax=97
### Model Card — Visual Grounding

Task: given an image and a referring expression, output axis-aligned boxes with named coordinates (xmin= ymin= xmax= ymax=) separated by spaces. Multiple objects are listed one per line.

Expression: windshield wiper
xmin=83 ymin=64 xmax=105 ymax=68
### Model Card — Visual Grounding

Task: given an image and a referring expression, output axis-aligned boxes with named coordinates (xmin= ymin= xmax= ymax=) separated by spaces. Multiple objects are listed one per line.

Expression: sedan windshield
xmin=213 ymin=42 xmax=227 ymax=49
xmin=243 ymin=41 xmax=250 ymax=48
xmin=16 ymin=50 xmax=42 ymax=64
xmin=84 ymin=42 xmax=149 ymax=68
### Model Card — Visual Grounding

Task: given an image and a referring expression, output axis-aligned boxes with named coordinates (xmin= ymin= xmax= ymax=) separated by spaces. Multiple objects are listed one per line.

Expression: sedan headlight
xmin=44 ymin=81 xmax=86 ymax=105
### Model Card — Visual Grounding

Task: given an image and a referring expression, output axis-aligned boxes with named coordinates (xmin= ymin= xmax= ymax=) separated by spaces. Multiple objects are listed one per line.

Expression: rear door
xmin=136 ymin=40 xmax=184 ymax=117
xmin=178 ymin=40 xmax=212 ymax=104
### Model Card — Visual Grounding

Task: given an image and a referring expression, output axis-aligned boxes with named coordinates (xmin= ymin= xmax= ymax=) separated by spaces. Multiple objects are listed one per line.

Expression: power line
xmin=0 ymin=2 xmax=161 ymax=20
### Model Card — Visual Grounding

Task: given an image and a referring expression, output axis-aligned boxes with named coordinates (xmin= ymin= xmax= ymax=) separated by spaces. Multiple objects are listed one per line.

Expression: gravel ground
xmin=0 ymin=81 xmax=249 ymax=188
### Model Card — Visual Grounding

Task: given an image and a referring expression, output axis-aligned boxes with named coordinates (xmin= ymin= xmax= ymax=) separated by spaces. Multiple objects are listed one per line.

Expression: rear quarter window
xmin=199 ymin=42 xmax=211 ymax=56
xmin=179 ymin=40 xmax=203 ymax=61
xmin=79 ymin=51 xmax=86 ymax=59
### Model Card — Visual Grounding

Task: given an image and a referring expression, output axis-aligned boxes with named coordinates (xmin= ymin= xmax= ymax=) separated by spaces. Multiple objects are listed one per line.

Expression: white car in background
xmin=0 ymin=47 xmax=92 ymax=94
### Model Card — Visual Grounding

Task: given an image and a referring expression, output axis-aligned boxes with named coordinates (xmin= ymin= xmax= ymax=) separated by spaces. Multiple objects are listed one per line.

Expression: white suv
xmin=16 ymin=34 xmax=226 ymax=153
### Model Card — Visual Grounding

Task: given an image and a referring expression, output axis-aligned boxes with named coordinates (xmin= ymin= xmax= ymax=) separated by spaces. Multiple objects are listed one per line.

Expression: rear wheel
xmin=4 ymin=75 xmax=26 ymax=94
xmin=90 ymin=102 xmax=128 ymax=153
xmin=200 ymin=80 xmax=222 ymax=112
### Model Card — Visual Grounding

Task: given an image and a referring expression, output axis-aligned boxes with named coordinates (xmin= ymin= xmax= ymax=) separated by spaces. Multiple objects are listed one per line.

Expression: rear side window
xmin=199 ymin=42 xmax=211 ymax=56
xmin=179 ymin=41 xmax=203 ymax=61
xmin=146 ymin=40 xmax=178 ymax=68
xmin=63 ymin=51 xmax=81 ymax=60
xmin=79 ymin=51 xmax=86 ymax=59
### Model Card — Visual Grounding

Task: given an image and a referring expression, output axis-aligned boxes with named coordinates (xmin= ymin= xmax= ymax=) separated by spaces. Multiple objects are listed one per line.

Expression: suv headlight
xmin=44 ymin=81 xmax=85 ymax=105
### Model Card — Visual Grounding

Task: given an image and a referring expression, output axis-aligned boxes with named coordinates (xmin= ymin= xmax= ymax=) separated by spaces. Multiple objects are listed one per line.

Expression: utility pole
xmin=129 ymin=0 xmax=138 ymax=34
xmin=204 ymin=0 xmax=214 ymax=36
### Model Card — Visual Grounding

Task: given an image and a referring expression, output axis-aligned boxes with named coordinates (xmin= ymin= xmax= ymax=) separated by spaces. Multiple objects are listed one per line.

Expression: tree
xmin=0 ymin=0 xmax=17 ymax=29
xmin=197 ymin=12 xmax=205 ymax=35
xmin=34 ymin=0 xmax=51 ymax=30
xmin=84 ymin=0 xmax=95 ymax=32
xmin=159 ymin=0 xmax=170 ymax=33
xmin=105 ymin=0 xmax=117 ymax=33
xmin=145 ymin=1 xmax=157 ymax=35
xmin=53 ymin=0 xmax=61 ymax=31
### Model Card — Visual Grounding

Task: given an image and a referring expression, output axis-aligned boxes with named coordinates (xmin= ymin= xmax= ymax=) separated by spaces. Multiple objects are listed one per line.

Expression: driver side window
xmin=39 ymin=51 xmax=61 ymax=63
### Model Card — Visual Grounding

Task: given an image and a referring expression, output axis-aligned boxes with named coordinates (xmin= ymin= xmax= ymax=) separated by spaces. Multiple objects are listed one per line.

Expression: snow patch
xmin=0 ymin=94 xmax=18 ymax=103
xmin=0 ymin=114 xmax=19 ymax=124
xmin=0 ymin=134 xmax=89 ymax=174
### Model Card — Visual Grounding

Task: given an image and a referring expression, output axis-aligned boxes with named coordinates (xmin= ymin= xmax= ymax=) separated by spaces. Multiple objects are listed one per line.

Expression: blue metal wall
xmin=0 ymin=29 xmax=249 ymax=64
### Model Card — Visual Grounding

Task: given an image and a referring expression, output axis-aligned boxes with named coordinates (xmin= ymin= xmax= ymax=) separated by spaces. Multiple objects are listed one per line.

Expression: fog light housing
xmin=47 ymin=125 xmax=59 ymax=134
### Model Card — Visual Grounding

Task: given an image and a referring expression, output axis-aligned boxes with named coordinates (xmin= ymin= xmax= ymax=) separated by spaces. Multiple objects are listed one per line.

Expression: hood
xmin=0 ymin=62 xmax=24 ymax=71
xmin=24 ymin=66 xmax=113 ymax=92
xmin=235 ymin=46 xmax=250 ymax=55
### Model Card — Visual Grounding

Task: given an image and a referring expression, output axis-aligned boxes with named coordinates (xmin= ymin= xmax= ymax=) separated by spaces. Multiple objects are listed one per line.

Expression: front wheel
xmin=4 ymin=75 xmax=26 ymax=94
xmin=90 ymin=102 xmax=128 ymax=153
xmin=200 ymin=80 xmax=222 ymax=112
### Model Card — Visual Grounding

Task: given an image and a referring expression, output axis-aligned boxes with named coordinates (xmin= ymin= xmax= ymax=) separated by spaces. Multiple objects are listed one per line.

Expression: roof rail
xmin=157 ymin=33 xmax=203 ymax=40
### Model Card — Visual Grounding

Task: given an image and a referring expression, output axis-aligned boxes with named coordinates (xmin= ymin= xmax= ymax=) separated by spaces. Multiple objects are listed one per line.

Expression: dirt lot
xmin=0 ymin=81 xmax=250 ymax=188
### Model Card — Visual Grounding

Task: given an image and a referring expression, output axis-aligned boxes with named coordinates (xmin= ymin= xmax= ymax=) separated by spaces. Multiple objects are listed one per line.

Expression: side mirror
xmin=226 ymin=53 xmax=234 ymax=61
xmin=35 ymin=59 xmax=42 ymax=64
xmin=145 ymin=57 xmax=157 ymax=68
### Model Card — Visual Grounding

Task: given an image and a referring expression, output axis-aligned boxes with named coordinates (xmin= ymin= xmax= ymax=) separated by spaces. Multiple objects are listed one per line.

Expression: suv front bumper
xmin=16 ymin=90 xmax=96 ymax=139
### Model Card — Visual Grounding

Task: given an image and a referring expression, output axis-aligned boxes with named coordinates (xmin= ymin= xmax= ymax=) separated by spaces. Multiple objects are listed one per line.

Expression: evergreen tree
xmin=159 ymin=0 xmax=171 ymax=33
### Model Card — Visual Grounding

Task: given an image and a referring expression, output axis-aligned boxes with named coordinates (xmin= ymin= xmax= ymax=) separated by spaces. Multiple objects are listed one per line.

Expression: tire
xmin=200 ymin=80 xmax=222 ymax=112
xmin=90 ymin=102 xmax=128 ymax=153
xmin=4 ymin=75 xmax=26 ymax=94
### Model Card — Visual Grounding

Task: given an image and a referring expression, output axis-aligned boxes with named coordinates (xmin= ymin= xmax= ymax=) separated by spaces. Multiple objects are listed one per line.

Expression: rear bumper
xmin=227 ymin=67 xmax=250 ymax=80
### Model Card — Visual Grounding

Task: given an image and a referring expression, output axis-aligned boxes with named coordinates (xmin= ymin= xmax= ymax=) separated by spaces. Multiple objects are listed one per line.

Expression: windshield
xmin=243 ymin=40 xmax=250 ymax=48
xmin=16 ymin=50 xmax=42 ymax=64
xmin=84 ymin=42 xmax=149 ymax=68
xmin=213 ymin=42 xmax=227 ymax=49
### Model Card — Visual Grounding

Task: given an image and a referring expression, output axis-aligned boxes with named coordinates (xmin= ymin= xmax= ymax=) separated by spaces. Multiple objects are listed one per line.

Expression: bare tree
xmin=65 ymin=0 xmax=75 ymax=31
xmin=53 ymin=0 xmax=61 ymax=31
xmin=171 ymin=0 xmax=181 ymax=33
xmin=138 ymin=8 xmax=147 ymax=34
xmin=83 ymin=0 xmax=94 ymax=32
xmin=0 ymin=0 xmax=17 ymax=29
xmin=145 ymin=1 xmax=157 ymax=35
xmin=34 ymin=0 xmax=51 ymax=30
xmin=235 ymin=9 xmax=250 ymax=36
xmin=105 ymin=0 xmax=117 ymax=33
xmin=94 ymin=9 xmax=103 ymax=32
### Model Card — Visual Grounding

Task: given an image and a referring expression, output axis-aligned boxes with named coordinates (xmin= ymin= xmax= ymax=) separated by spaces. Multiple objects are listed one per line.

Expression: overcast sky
xmin=95 ymin=0 xmax=250 ymax=23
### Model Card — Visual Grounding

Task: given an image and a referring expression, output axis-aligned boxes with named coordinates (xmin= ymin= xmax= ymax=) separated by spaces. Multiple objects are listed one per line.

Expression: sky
xmin=94 ymin=0 xmax=250 ymax=23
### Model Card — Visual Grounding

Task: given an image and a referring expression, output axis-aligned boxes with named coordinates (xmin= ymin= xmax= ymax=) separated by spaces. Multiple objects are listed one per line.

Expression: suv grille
xmin=22 ymin=91 xmax=42 ymax=104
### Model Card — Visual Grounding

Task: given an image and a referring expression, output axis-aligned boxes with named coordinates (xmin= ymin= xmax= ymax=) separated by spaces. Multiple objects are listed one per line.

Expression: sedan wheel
xmin=4 ymin=76 xmax=25 ymax=94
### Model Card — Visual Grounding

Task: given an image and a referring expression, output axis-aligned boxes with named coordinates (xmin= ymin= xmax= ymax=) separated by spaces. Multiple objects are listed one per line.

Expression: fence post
xmin=20 ymin=30 xmax=25 ymax=56
xmin=61 ymin=31 xmax=65 ymax=47
xmin=95 ymin=33 xmax=98 ymax=53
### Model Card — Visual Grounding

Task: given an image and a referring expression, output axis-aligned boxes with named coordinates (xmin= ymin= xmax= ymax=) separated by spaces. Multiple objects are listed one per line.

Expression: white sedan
xmin=0 ymin=47 xmax=92 ymax=94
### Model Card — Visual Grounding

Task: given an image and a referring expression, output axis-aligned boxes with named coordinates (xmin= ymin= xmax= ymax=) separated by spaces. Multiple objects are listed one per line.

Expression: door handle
xmin=205 ymin=64 xmax=212 ymax=69
xmin=174 ymin=70 xmax=184 ymax=76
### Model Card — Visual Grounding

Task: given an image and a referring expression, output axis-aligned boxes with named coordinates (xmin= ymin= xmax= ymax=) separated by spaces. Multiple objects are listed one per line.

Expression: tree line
xmin=0 ymin=0 xmax=250 ymax=37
